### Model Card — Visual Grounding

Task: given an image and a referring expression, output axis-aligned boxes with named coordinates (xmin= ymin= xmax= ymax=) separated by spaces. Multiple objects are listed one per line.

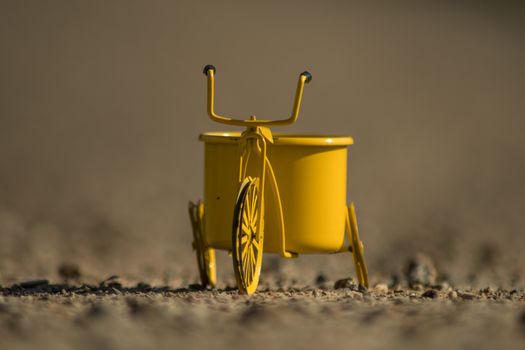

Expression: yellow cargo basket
xmin=201 ymin=132 xmax=353 ymax=254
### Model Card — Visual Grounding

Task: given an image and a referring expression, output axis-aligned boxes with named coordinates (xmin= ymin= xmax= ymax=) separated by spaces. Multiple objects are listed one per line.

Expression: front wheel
xmin=232 ymin=177 xmax=264 ymax=295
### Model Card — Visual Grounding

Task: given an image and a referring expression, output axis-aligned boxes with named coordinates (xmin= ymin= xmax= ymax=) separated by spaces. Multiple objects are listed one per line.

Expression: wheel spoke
xmin=242 ymin=243 xmax=250 ymax=262
xmin=251 ymin=238 xmax=260 ymax=252
xmin=242 ymin=208 xmax=250 ymax=227
xmin=250 ymin=191 xmax=258 ymax=222
xmin=241 ymin=221 xmax=250 ymax=234
xmin=246 ymin=253 xmax=252 ymax=282
xmin=250 ymin=247 xmax=256 ymax=267
xmin=242 ymin=251 xmax=249 ymax=275
xmin=245 ymin=191 xmax=251 ymax=220
xmin=251 ymin=210 xmax=258 ymax=229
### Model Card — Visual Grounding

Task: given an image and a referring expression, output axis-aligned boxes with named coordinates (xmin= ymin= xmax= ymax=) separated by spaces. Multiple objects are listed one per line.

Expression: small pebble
xmin=315 ymin=273 xmax=327 ymax=286
xmin=346 ymin=291 xmax=364 ymax=301
xmin=374 ymin=283 xmax=389 ymax=294
xmin=422 ymin=289 xmax=439 ymax=299
xmin=480 ymin=286 xmax=494 ymax=294
xmin=19 ymin=279 xmax=49 ymax=289
xmin=58 ymin=262 xmax=82 ymax=281
xmin=458 ymin=291 xmax=476 ymax=300
xmin=412 ymin=284 xmax=424 ymax=291
xmin=405 ymin=253 xmax=438 ymax=287
xmin=433 ymin=282 xmax=451 ymax=291
xmin=334 ymin=278 xmax=359 ymax=291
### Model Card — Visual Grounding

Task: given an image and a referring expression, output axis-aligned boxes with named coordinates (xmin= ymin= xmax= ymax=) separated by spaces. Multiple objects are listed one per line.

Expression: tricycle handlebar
xmin=203 ymin=65 xmax=311 ymax=127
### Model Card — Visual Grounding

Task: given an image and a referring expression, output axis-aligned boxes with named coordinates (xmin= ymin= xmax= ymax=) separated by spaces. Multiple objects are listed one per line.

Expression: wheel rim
xmin=197 ymin=202 xmax=217 ymax=287
xmin=349 ymin=203 xmax=369 ymax=288
xmin=189 ymin=201 xmax=217 ymax=288
xmin=233 ymin=177 xmax=263 ymax=295
xmin=196 ymin=239 xmax=216 ymax=288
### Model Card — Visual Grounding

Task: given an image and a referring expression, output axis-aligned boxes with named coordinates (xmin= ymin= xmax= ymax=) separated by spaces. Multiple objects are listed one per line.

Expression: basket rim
xmin=199 ymin=132 xmax=354 ymax=146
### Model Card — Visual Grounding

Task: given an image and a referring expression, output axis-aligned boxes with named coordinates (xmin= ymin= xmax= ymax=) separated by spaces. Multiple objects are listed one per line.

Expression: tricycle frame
xmin=189 ymin=65 xmax=368 ymax=295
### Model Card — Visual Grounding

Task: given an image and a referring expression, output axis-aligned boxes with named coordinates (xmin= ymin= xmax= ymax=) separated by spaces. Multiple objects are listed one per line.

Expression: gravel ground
xmin=1 ymin=276 xmax=524 ymax=350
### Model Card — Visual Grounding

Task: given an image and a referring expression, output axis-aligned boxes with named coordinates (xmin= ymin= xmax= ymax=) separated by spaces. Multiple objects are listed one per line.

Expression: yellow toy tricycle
xmin=189 ymin=65 xmax=368 ymax=295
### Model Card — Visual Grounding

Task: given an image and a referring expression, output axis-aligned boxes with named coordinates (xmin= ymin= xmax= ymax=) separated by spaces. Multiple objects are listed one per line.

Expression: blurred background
xmin=0 ymin=0 xmax=524 ymax=287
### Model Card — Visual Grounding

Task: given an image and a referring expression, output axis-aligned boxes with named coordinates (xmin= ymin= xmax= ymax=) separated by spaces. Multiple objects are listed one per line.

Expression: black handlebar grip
xmin=301 ymin=71 xmax=312 ymax=83
xmin=203 ymin=65 xmax=216 ymax=76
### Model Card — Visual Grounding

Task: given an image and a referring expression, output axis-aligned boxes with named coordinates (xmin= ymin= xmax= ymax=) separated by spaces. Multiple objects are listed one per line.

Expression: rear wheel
xmin=189 ymin=201 xmax=217 ymax=287
xmin=348 ymin=203 xmax=369 ymax=288
xmin=232 ymin=177 xmax=264 ymax=295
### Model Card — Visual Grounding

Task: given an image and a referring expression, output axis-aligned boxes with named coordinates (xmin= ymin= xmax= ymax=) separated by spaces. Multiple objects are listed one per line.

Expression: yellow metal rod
xmin=205 ymin=67 xmax=310 ymax=127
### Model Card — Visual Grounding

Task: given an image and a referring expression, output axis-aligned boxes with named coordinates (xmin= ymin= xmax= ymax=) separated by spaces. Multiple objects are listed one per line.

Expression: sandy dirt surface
xmin=1 ymin=270 xmax=525 ymax=350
